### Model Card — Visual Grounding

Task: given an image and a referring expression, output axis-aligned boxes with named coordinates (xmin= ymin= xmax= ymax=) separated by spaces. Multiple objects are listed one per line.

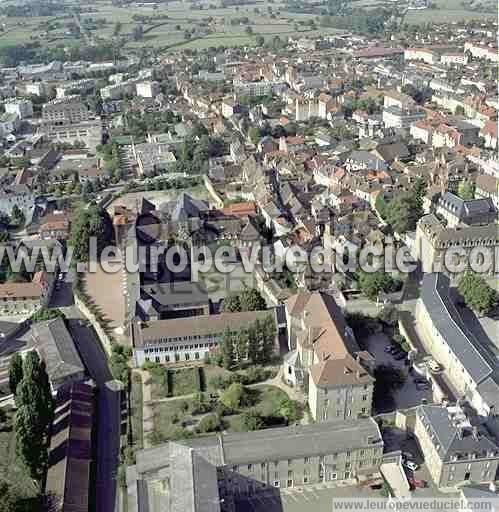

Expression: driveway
xmin=368 ymin=333 xmax=433 ymax=412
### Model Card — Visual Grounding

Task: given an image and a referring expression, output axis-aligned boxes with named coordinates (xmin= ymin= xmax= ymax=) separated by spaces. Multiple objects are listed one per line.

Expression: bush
xmin=197 ymin=413 xmax=221 ymax=433
xmin=241 ymin=410 xmax=264 ymax=431
xmin=219 ymin=383 xmax=246 ymax=412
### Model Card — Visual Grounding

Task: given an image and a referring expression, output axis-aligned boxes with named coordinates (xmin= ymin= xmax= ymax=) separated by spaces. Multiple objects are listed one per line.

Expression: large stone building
xmin=415 ymin=214 xmax=498 ymax=273
xmin=126 ymin=418 xmax=384 ymax=512
xmin=283 ymin=292 xmax=375 ymax=422
xmin=414 ymin=405 xmax=499 ymax=489
xmin=435 ymin=192 xmax=497 ymax=228
xmin=415 ymin=273 xmax=499 ymax=418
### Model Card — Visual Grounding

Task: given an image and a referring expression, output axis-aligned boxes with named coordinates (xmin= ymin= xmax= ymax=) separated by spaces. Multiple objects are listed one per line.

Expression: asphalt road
xmin=51 ymin=274 xmax=121 ymax=512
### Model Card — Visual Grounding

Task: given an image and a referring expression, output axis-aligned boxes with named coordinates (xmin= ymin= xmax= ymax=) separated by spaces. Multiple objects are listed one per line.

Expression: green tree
xmin=109 ymin=344 xmax=131 ymax=387
xmin=241 ymin=410 xmax=264 ymax=431
xmin=220 ymin=382 xmax=245 ymax=411
xmin=458 ymin=272 xmax=497 ymax=315
xmin=248 ymin=126 xmax=261 ymax=145
xmin=246 ymin=323 xmax=259 ymax=364
xmin=8 ymin=353 xmax=23 ymax=395
xmin=457 ymin=181 xmax=475 ymax=200
xmin=221 ymin=294 xmax=241 ymax=312
xmin=10 ymin=205 xmax=25 ymax=226
xmin=357 ymin=270 xmax=400 ymax=301
xmin=259 ymin=315 xmax=276 ymax=363
xmin=197 ymin=413 xmax=221 ymax=433
xmin=278 ymin=398 xmax=300 ymax=423
xmin=220 ymin=326 xmax=235 ymax=370
xmin=239 ymin=288 xmax=266 ymax=311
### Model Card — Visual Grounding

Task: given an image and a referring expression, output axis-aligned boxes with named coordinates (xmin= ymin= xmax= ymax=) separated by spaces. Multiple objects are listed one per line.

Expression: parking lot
xmin=367 ymin=333 xmax=433 ymax=411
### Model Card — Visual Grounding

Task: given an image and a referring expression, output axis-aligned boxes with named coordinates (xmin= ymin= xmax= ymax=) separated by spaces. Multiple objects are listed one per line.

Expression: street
xmin=50 ymin=273 xmax=121 ymax=512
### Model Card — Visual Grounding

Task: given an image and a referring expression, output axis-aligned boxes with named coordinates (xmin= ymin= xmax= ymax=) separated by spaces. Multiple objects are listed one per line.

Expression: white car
xmin=404 ymin=460 xmax=419 ymax=471
xmin=428 ymin=360 xmax=443 ymax=373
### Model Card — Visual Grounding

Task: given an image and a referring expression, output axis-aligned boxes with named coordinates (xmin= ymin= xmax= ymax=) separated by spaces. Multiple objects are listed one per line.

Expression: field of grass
xmin=0 ymin=0 xmax=346 ymax=54
xmin=150 ymin=367 xmax=201 ymax=399
xmin=130 ymin=372 xmax=144 ymax=450
xmin=0 ymin=406 xmax=40 ymax=504
xmin=404 ymin=0 xmax=494 ymax=23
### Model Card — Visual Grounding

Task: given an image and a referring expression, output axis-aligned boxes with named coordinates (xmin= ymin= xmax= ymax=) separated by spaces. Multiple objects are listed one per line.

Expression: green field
xmin=0 ymin=0 xmax=346 ymax=53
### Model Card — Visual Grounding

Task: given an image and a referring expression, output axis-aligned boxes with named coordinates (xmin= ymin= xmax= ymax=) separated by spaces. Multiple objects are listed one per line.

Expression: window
xmin=287 ymin=479 xmax=293 ymax=488
xmin=362 ymin=395 xmax=368 ymax=401
xmin=185 ymin=353 xmax=190 ymax=361
xmin=248 ymin=464 xmax=252 ymax=471
xmin=329 ymin=473 xmax=337 ymax=480
xmin=464 ymin=472 xmax=471 ymax=481
xmin=273 ymin=481 xmax=280 ymax=488
xmin=345 ymin=471 xmax=351 ymax=479
xmin=304 ymin=457 xmax=310 ymax=464
xmin=155 ymin=356 xmax=160 ymax=363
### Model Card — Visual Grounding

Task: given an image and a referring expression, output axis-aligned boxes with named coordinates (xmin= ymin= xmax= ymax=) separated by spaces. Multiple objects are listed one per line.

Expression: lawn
xmin=150 ymin=397 xmax=197 ymax=443
xmin=150 ymin=367 xmax=201 ymax=399
xmin=0 ymin=406 xmax=40 ymax=503
xmin=130 ymin=372 xmax=143 ymax=450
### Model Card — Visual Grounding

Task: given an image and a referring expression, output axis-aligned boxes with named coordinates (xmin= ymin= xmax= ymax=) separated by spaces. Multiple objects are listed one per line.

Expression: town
xmin=0 ymin=0 xmax=497 ymax=511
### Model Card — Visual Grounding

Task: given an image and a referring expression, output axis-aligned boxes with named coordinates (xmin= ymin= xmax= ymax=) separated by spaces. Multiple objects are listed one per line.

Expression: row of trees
xmin=221 ymin=288 xmax=266 ymax=313
xmin=220 ymin=316 xmax=276 ymax=370
xmin=9 ymin=352 xmax=54 ymax=480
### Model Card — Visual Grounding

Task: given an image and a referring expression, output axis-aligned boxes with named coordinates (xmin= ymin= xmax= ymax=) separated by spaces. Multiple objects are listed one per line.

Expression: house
xmin=283 ymin=292 xmax=375 ymax=422
xmin=414 ymin=405 xmax=499 ymax=489
xmin=0 ymin=184 xmax=34 ymax=216
xmin=31 ymin=317 xmax=86 ymax=392
xmin=46 ymin=382 xmax=95 ymax=512
xmin=435 ymin=192 xmax=496 ymax=228
xmin=0 ymin=271 xmax=53 ymax=316
xmin=475 ymin=174 xmax=499 ymax=210
xmin=39 ymin=213 xmax=71 ymax=240
xmin=127 ymin=418 xmax=384 ymax=512
xmin=480 ymin=121 xmax=498 ymax=150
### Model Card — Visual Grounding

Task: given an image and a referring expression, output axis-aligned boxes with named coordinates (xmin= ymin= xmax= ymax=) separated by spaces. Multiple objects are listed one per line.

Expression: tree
xmin=256 ymin=35 xmax=264 ymax=46
xmin=197 ymin=413 xmax=221 ymax=433
xmin=246 ymin=323 xmax=259 ymax=364
xmin=241 ymin=410 xmax=264 ymax=431
xmin=221 ymin=294 xmax=241 ymax=312
xmin=458 ymin=272 xmax=498 ymax=315
xmin=455 ymin=105 xmax=465 ymax=116
xmin=259 ymin=315 xmax=276 ymax=363
xmin=457 ymin=181 xmax=475 ymax=200
xmin=220 ymin=382 xmax=245 ymax=411
xmin=245 ymin=25 xmax=253 ymax=34
xmin=8 ymin=353 xmax=23 ymax=395
xmin=113 ymin=21 xmax=122 ymax=36
xmin=384 ymin=192 xmax=420 ymax=233
xmin=239 ymin=288 xmax=266 ymax=311
xmin=220 ymin=327 xmax=235 ymax=370
xmin=357 ymin=270 xmax=401 ymax=301
xmin=133 ymin=24 xmax=144 ymax=41
xmin=248 ymin=126 xmax=261 ymax=145
xmin=278 ymin=398 xmax=300 ymax=423
xmin=109 ymin=344 xmax=131 ymax=386
xmin=14 ymin=351 xmax=53 ymax=480
xmin=10 ymin=205 xmax=25 ymax=226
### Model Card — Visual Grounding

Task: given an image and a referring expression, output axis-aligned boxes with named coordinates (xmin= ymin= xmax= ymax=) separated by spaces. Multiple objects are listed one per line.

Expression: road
xmin=50 ymin=272 xmax=121 ymax=512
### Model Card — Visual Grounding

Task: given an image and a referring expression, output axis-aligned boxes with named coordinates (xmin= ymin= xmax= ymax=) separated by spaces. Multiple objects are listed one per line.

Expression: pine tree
xmin=235 ymin=329 xmax=248 ymax=365
xmin=8 ymin=353 xmax=23 ymax=395
xmin=246 ymin=323 xmax=259 ymax=364
xmin=260 ymin=316 xmax=276 ymax=364
xmin=221 ymin=327 xmax=235 ymax=370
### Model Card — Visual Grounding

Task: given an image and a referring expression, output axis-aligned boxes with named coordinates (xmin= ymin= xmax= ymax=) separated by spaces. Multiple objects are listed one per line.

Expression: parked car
xmin=404 ymin=460 xmax=419 ymax=471
xmin=428 ymin=360 xmax=443 ymax=373
xmin=394 ymin=352 xmax=406 ymax=361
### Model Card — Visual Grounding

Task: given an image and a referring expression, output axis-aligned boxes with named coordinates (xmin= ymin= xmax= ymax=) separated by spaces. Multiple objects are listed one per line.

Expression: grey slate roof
xmin=420 ymin=273 xmax=492 ymax=384
xmin=31 ymin=317 xmax=85 ymax=383
xmin=220 ymin=418 xmax=382 ymax=465
xmin=417 ymin=405 xmax=499 ymax=462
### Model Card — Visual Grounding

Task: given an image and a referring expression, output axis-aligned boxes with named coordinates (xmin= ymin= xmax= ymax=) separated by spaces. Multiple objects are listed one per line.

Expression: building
xmin=42 ymin=95 xmax=90 ymax=125
xmin=55 ymin=79 xmax=95 ymax=99
xmin=435 ymin=192 xmax=496 ymax=228
xmin=382 ymin=106 xmax=425 ymax=129
xmin=0 ymin=184 xmax=34 ymax=215
xmin=39 ymin=213 xmax=71 ymax=240
xmin=126 ymin=418 xmax=384 ymax=512
xmin=464 ymin=42 xmax=499 ymax=63
xmin=46 ymin=382 xmax=95 ymax=512
xmin=283 ymin=292 xmax=375 ymax=422
xmin=415 ymin=214 xmax=498 ymax=274
xmin=414 ymin=405 xmax=499 ymax=489
xmin=131 ymin=310 xmax=275 ymax=366
xmin=136 ymin=81 xmax=161 ymax=98
xmin=132 ymin=142 xmax=177 ymax=175
xmin=24 ymin=81 xmax=48 ymax=96
xmin=40 ymin=119 xmax=103 ymax=151
xmin=233 ymin=80 xmax=272 ymax=97
xmin=5 ymin=99 xmax=33 ymax=119
xmin=415 ymin=273 xmax=499 ymax=417
xmin=31 ymin=317 xmax=86 ymax=392
xmin=0 ymin=112 xmax=21 ymax=137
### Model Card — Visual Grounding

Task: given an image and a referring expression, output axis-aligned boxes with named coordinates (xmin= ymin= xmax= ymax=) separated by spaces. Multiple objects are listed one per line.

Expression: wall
xmin=74 ymin=293 xmax=113 ymax=355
